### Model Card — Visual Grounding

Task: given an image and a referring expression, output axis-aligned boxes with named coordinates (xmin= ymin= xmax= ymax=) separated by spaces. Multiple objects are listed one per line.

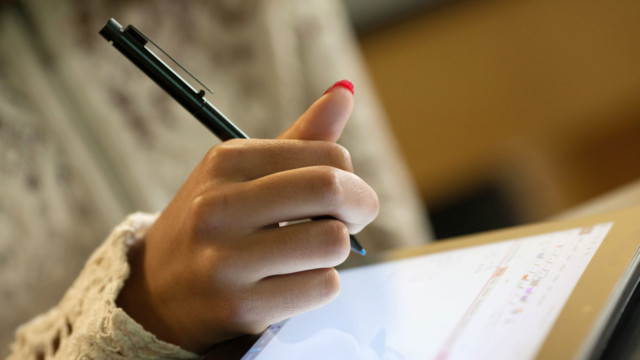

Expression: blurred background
xmin=1 ymin=0 xmax=640 ymax=357
xmin=345 ymin=0 xmax=640 ymax=239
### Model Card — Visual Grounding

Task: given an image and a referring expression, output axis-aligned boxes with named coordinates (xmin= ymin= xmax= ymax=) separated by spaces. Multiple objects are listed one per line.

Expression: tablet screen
xmin=242 ymin=222 xmax=613 ymax=360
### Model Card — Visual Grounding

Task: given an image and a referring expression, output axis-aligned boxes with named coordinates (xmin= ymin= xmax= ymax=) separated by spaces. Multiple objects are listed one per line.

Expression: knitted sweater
xmin=8 ymin=213 xmax=198 ymax=359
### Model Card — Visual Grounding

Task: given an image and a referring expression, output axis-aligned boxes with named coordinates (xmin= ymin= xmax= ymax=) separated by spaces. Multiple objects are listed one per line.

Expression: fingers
xmin=278 ymin=81 xmax=354 ymax=141
xmin=205 ymin=139 xmax=353 ymax=181
xmin=195 ymin=221 xmax=351 ymax=336
xmin=253 ymin=268 xmax=342 ymax=326
xmin=193 ymin=166 xmax=379 ymax=234
xmin=215 ymin=268 xmax=341 ymax=336
xmin=245 ymin=167 xmax=379 ymax=231
xmin=231 ymin=219 xmax=351 ymax=281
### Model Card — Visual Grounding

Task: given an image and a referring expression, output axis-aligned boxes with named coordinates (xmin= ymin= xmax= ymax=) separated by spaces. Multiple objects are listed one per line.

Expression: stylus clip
xmin=126 ymin=25 xmax=214 ymax=96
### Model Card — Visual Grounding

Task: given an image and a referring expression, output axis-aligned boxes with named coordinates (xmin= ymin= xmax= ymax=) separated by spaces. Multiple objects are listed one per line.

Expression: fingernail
xmin=323 ymin=79 xmax=354 ymax=95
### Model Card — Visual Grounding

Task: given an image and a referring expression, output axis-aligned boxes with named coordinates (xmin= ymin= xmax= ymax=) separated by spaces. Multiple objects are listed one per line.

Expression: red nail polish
xmin=323 ymin=79 xmax=354 ymax=95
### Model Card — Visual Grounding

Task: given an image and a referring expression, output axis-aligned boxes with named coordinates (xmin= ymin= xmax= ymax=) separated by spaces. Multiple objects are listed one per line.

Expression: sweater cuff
xmin=10 ymin=213 xmax=198 ymax=360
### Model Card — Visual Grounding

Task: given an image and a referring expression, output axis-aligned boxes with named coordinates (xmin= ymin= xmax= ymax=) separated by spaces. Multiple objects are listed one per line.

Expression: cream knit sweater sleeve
xmin=8 ymin=213 xmax=197 ymax=360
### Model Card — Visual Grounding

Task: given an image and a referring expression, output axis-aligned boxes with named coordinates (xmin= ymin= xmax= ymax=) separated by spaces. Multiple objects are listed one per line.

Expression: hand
xmin=116 ymin=81 xmax=379 ymax=353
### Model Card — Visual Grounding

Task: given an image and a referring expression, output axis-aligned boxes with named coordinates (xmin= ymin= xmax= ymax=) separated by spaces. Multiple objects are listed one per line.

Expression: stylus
xmin=99 ymin=18 xmax=366 ymax=255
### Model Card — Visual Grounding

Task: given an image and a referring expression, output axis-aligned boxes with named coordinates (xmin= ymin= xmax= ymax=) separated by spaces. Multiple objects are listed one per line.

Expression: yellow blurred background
xmin=349 ymin=0 xmax=640 ymax=237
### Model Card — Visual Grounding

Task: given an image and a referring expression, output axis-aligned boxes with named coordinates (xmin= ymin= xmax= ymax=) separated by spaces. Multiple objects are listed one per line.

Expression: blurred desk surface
xmin=553 ymin=179 xmax=640 ymax=220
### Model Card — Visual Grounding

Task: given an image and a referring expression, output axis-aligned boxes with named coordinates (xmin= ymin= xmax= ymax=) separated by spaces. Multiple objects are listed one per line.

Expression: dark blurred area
xmin=346 ymin=0 xmax=640 ymax=238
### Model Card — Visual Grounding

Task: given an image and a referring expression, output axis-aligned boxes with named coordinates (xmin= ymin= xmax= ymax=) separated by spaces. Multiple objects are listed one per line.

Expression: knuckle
xmin=203 ymin=249 xmax=232 ymax=284
xmin=188 ymin=192 xmax=230 ymax=235
xmin=204 ymin=140 xmax=243 ymax=174
xmin=355 ymin=180 xmax=380 ymax=226
xmin=220 ymin=294 xmax=269 ymax=335
xmin=370 ymin=186 xmax=381 ymax=219
xmin=204 ymin=145 xmax=222 ymax=164
xmin=203 ymin=254 xmax=260 ymax=329
xmin=189 ymin=194 xmax=209 ymax=218
xmin=203 ymin=146 xmax=226 ymax=175
xmin=325 ymin=143 xmax=353 ymax=172
xmin=217 ymin=296 xmax=255 ymax=331
xmin=226 ymin=300 xmax=251 ymax=326
xmin=321 ymin=221 xmax=351 ymax=265
xmin=317 ymin=268 xmax=341 ymax=302
xmin=314 ymin=167 xmax=345 ymax=209
xmin=187 ymin=195 xmax=210 ymax=234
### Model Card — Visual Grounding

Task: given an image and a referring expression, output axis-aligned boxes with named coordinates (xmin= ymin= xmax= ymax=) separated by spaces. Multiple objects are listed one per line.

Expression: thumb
xmin=278 ymin=80 xmax=354 ymax=141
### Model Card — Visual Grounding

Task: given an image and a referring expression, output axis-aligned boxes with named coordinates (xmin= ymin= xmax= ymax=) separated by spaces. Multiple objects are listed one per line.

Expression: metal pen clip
xmin=100 ymin=18 xmax=212 ymax=96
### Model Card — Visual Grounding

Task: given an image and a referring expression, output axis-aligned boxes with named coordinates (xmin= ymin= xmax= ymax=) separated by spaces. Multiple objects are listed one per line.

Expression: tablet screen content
xmin=242 ymin=222 xmax=613 ymax=360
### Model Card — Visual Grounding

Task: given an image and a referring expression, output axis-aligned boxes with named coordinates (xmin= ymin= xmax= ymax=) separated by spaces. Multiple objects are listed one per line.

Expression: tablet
xmin=241 ymin=206 xmax=640 ymax=360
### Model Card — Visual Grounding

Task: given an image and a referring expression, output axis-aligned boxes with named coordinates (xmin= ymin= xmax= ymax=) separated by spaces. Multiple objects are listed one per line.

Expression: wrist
xmin=116 ymin=239 xmax=181 ymax=347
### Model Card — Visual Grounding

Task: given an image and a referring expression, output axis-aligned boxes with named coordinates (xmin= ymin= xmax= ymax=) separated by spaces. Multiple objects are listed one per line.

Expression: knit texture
xmin=8 ymin=213 xmax=197 ymax=360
